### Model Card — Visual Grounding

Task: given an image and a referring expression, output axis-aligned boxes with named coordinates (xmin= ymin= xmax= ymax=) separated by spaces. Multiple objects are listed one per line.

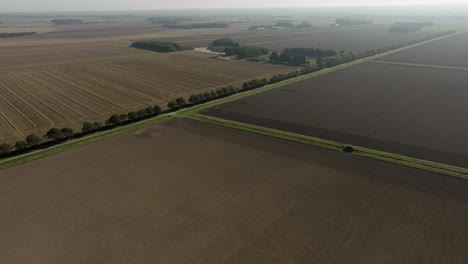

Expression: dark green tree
xmin=106 ymin=114 xmax=121 ymax=126
xmin=26 ymin=134 xmax=42 ymax=147
xmin=0 ymin=143 xmax=13 ymax=154
xmin=45 ymin=128 xmax=64 ymax=140
xmin=61 ymin=128 xmax=74 ymax=138
xmin=153 ymin=105 xmax=162 ymax=115
xmin=175 ymin=97 xmax=186 ymax=106
xmin=269 ymin=52 xmax=279 ymax=62
xmin=82 ymin=122 xmax=96 ymax=133
xmin=15 ymin=140 xmax=27 ymax=150
xmin=167 ymin=100 xmax=178 ymax=110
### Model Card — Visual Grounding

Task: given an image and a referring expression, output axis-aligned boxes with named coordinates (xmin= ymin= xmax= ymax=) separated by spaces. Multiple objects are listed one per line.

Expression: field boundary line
xmin=0 ymin=115 xmax=172 ymax=171
xmin=369 ymin=60 xmax=468 ymax=71
xmin=188 ymin=114 xmax=468 ymax=180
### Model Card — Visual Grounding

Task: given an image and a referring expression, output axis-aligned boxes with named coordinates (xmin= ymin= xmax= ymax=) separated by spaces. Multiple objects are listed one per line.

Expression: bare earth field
xmin=203 ymin=62 xmax=468 ymax=167
xmin=376 ymin=32 xmax=468 ymax=68
xmin=0 ymin=118 xmax=467 ymax=264
xmin=0 ymin=50 xmax=291 ymax=142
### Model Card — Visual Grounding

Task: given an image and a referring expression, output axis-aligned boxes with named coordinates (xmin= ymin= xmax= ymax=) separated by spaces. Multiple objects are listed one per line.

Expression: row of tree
xmin=248 ymin=21 xmax=312 ymax=31
xmin=0 ymin=104 xmax=163 ymax=157
xmin=0 ymin=32 xmax=36 ymax=38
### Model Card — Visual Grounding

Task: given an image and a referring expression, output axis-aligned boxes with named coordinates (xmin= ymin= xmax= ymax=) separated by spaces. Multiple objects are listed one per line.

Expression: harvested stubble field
xmin=203 ymin=62 xmax=468 ymax=167
xmin=0 ymin=118 xmax=467 ymax=264
xmin=376 ymin=32 xmax=468 ymax=68
xmin=0 ymin=50 xmax=292 ymax=142
xmin=160 ymin=25 xmax=438 ymax=53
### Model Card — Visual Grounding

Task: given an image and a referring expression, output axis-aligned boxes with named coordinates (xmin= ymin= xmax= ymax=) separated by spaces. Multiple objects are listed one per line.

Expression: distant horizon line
xmin=2 ymin=4 xmax=468 ymax=14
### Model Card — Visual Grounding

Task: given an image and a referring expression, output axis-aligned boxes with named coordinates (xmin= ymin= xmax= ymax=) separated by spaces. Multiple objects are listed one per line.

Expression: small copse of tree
xmin=0 ymin=32 xmax=36 ymax=38
xmin=224 ymin=46 xmax=269 ymax=59
xmin=130 ymin=41 xmax=188 ymax=53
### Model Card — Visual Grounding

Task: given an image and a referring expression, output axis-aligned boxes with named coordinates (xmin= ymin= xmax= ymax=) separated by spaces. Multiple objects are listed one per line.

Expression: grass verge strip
xmin=190 ymin=114 xmax=468 ymax=180
xmin=0 ymin=115 xmax=172 ymax=171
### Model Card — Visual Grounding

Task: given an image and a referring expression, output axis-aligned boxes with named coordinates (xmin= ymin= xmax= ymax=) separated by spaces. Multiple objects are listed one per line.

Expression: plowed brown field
xmin=0 ymin=119 xmax=466 ymax=263
xmin=203 ymin=62 xmax=468 ymax=167
xmin=0 ymin=50 xmax=292 ymax=142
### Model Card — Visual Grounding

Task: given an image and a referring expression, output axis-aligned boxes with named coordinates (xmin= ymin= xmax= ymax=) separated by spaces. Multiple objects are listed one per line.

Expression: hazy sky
xmin=1 ymin=0 xmax=466 ymax=12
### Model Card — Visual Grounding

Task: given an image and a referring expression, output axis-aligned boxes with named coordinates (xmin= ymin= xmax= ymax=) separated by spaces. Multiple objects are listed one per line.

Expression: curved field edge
xmin=189 ymin=114 xmax=468 ymax=180
xmin=0 ymin=32 xmax=458 ymax=172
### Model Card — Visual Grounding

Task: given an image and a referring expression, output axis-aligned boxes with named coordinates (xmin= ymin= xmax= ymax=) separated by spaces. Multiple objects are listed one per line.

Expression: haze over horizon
xmin=0 ymin=0 xmax=467 ymax=12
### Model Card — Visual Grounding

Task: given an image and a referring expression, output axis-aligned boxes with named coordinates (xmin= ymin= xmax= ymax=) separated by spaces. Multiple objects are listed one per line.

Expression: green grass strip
xmin=0 ymin=115 xmax=172 ymax=171
xmin=190 ymin=114 xmax=468 ymax=180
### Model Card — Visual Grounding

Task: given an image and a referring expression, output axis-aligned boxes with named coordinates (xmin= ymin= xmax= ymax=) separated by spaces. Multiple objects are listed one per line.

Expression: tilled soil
xmin=0 ymin=119 xmax=467 ymax=264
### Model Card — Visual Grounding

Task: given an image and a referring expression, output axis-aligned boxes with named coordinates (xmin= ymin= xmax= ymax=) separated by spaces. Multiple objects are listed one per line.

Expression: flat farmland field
xmin=376 ymin=32 xmax=468 ymax=68
xmin=162 ymin=26 xmax=438 ymax=53
xmin=0 ymin=118 xmax=467 ymax=264
xmin=203 ymin=62 xmax=468 ymax=167
xmin=0 ymin=51 xmax=292 ymax=142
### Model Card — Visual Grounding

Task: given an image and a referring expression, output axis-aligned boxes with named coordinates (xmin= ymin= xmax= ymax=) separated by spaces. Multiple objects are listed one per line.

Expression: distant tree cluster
xmin=50 ymin=19 xmax=83 ymax=25
xmin=317 ymin=52 xmax=357 ymax=68
xmin=389 ymin=22 xmax=434 ymax=33
xmin=334 ymin=19 xmax=374 ymax=26
xmin=0 ymin=32 xmax=36 ymax=38
xmin=283 ymin=47 xmax=336 ymax=58
xmin=164 ymin=22 xmax=229 ymax=29
xmin=274 ymin=20 xmax=295 ymax=28
xmin=224 ymin=46 xmax=269 ymax=59
xmin=211 ymin=38 xmax=239 ymax=47
xmin=148 ymin=16 xmax=192 ymax=25
xmin=249 ymin=21 xmax=312 ymax=30
xmin=268 ymin=47 xmax=336 ymax=65
xmin=130 ymin=41 xmax=189 ymax=52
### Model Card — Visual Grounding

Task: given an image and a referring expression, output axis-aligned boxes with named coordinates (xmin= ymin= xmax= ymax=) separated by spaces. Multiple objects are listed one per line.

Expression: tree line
xmin=0 ymin=32 xmax=36 ymax=38
xmin=0 ymin=104 xmax=163 ymax=158
xmin=130 ymin=41 xmax=191 ymax=52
